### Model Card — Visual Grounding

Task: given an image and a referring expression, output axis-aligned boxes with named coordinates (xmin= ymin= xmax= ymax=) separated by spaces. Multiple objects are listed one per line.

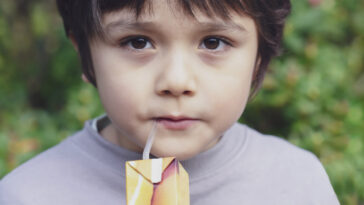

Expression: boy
xmin=0 ymin=0 xmax=339 ymax=204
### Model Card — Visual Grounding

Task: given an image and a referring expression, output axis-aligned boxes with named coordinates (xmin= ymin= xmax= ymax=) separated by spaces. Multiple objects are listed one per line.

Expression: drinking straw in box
xmin=125 ymin=121 xmax=190 ymax=205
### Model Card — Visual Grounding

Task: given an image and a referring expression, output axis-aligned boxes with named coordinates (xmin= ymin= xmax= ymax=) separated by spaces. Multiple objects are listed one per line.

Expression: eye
xmin=199 ymin=37 xmax=231 ymax=51
xmin=120 ymin=36 xmax=153 ymax=50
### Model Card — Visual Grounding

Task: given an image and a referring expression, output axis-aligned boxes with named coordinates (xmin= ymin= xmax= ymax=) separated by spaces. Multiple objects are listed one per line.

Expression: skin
xmin=80 ymin=1 xmax=259 ymax=160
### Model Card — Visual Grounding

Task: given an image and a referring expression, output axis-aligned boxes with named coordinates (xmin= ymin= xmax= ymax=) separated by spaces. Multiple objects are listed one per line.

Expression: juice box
xmin=125 ymin=157 xmax=189 ymax=205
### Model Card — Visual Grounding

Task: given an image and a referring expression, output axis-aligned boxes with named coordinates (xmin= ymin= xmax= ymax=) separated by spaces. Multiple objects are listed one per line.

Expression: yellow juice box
xmin=125 ymin=157 xmax=189 ymax=205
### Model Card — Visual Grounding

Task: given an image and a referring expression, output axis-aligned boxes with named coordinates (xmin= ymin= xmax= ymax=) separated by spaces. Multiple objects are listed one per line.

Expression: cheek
xmin=98 ymin=79 xmax=137 ymax=120
xmin=94 ymin=66 xmax=142 ymax=123
xmin=96 ymin=75 xmax=151 ymax=147
xmin=204 ymin=61 xmax=254 ymax=127
xmin=92 ymin=49 xmax=145 ymax=117
xmin=213 ymin=79 xmax=251 ymax=118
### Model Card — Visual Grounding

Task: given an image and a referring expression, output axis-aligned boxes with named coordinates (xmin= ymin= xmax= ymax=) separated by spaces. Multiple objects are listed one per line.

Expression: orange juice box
xmin=125 ymin=157 xmax=190 ymax=205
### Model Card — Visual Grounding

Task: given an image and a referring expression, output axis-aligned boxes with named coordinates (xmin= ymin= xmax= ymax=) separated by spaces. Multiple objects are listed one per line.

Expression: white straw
xmin=142 ymin=121 xmax=158 ymax=160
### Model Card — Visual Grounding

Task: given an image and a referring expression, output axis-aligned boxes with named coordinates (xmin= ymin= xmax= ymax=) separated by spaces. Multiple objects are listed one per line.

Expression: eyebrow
xmin=105 ymin=20 xmax=157 ymax=33
xmin=105 ymin=19 xmax=247 ymax=33
xmin=196 ymin=22 xmax=247 ymax=32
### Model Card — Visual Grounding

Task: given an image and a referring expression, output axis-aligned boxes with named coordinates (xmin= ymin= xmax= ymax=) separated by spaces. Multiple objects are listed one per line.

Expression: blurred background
xmin=0 ymin=0 xmax=363 ymax=204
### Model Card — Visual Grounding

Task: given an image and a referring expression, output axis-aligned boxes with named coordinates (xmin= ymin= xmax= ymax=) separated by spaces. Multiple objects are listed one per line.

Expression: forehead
xmin=100 ymin=0 xmax=249 ymax=25
xmin=99 ymin=0 xmax=248 ymax=17
xmin=101 ymin=0 xmax=253 ymax=34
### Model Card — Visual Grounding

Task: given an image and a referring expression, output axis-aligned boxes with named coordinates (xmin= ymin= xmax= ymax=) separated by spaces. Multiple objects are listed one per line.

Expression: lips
xmin=153 ymin=116 xmax=199 ymax=130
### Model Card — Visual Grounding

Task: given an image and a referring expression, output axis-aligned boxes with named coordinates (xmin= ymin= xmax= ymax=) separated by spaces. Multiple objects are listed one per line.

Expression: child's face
xmin=89 ymin=1 xmax=258 ymax=160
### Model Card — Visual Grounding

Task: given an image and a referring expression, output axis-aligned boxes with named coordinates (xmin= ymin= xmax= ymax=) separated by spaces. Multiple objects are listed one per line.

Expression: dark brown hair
xmin=56 ymin=0 xmax=291 ymax=95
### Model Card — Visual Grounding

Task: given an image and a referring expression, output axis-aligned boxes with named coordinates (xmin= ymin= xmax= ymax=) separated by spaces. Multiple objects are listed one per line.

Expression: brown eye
xmin=130 ymin=38 xmax=148 ymax=49
xmin=120 ymin=36 xmax=153 ymax=50
xmin=203 ymin=38 xmax=220 ymax=49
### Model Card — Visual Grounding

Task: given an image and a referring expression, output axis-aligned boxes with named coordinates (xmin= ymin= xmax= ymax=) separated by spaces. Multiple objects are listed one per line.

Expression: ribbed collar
xmin=70 ymin=119 xmax=248 ymax=183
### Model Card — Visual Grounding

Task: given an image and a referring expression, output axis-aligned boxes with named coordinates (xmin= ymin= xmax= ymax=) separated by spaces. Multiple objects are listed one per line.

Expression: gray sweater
xmin=0 ymin=119 xmax=339 ymax=205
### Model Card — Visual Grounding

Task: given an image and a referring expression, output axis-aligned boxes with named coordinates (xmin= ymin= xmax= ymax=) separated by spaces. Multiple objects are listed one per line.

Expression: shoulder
xmin=232 ymin=123 xmax=339 ymax=204
xmin=227 ymin=123 xmax=326 ymax=176
xmin=233 ymin=123 xmax=321 ymax=164
xmin=0 ymin=130 xmax=85 ymax=204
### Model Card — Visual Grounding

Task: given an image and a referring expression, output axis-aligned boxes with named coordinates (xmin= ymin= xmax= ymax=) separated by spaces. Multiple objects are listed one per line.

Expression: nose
xmin=155 ymin=51 xmax=196 ymax=97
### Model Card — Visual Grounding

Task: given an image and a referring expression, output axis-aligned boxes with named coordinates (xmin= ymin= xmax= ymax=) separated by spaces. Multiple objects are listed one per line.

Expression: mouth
xmin=152 ymin=115 xmax=200 ymax=130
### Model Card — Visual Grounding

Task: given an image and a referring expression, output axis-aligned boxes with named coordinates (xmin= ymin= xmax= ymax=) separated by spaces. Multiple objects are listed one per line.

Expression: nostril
xmin=183 ymin=90 xmax=192 ymax=95
xmin=160 ymin=90 xmax=192 ymax=96
xmin=162 ymin=90 xmax=171 ymax=95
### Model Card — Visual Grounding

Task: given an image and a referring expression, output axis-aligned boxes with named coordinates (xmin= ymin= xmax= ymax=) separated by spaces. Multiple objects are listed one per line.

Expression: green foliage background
xmin=0 ymin=0 xmax=363 ymax=204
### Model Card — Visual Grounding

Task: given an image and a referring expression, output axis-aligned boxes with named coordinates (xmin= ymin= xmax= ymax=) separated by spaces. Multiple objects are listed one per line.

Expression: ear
xmin=81 ymin=74 xmax=90 ymax=83
xmin=68 ymin=33 xmax=79 ymax=53
xmin=253 ymin=56 xmax=262 ymax=81
xmin=68 ymin=34 xmax=90 ymax=84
